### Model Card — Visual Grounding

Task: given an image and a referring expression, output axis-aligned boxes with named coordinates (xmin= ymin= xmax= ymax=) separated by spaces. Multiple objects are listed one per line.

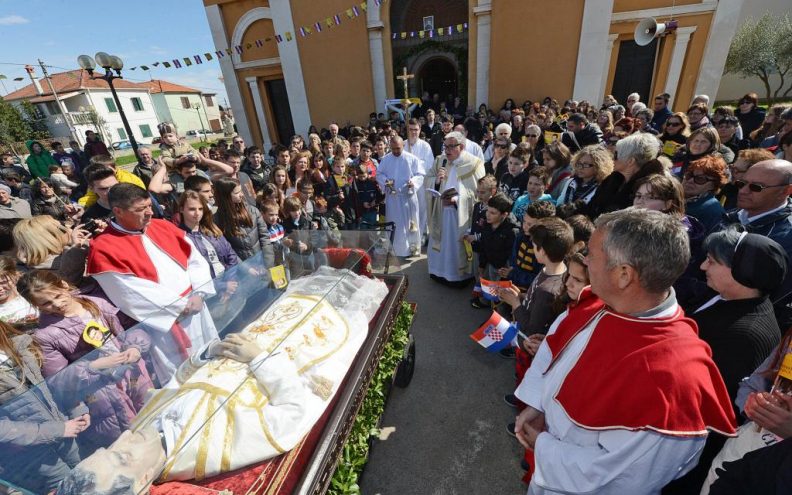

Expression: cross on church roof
xmin=396 ymin=66 xmax=414 ymax=100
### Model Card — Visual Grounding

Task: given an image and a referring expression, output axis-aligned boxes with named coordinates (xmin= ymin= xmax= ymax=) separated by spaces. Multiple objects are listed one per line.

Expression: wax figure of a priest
xmin=426 ymin=130 xmax=485 ymax=284
xmin=57 ymin=267 xmax=388 ymax=494
xmin=513 ymin=209 xmax=737 ymax=494
xmin=86 ymin=183 xmax=218 ymax=382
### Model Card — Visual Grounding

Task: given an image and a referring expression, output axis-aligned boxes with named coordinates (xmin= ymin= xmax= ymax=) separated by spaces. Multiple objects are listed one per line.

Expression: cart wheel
xmin=394 ymin=334 xmax=416 ymax=388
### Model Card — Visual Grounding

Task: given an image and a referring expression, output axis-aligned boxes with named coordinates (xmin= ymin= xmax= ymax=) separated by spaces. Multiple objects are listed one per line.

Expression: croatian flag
xmin=480 ymin=278 xmax=513 ymax=302
xmin=470 ymin=311 xmax=518 ymax=353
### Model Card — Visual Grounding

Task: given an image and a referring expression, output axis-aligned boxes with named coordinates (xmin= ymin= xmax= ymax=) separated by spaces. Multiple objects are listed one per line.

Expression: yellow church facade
xmin=203 ymin=0 xmax=743 ymax=149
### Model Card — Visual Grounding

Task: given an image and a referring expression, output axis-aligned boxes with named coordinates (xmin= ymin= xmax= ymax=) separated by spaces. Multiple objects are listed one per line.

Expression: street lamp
xmin=77 ymin=52 xmax=139 ymax=159
xmin=192 ymin=102 xmax=207 ymax=142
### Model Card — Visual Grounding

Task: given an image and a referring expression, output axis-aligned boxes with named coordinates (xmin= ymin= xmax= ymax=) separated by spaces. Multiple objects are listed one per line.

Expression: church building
xmin=203 ymin=0 xmax=743 ymax=149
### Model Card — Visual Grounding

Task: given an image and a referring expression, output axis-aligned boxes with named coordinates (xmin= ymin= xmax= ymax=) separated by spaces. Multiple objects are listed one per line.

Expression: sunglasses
xmin=575 ymin=162 xmax=594 ymax=169
xmin=665 ymin=122 xmax=681 ymax=127
xmin=525 ymin=134 xmax=539 ymax=138
xmin=683 ymin=173 xmax=715 ymax=185
xmin=733 ymin=180 xmax=789 ymax=193
xmin=496 ymin=144 xmax=509 ymax=149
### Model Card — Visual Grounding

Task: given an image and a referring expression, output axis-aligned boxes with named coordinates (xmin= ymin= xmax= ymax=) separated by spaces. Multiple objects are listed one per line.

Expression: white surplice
xmin=376 ymin=151 xmax=425 ymax=257
xmin=94 ymin=223 xmax=218 ymax=382
xmin=464 ymin=138 xmax=485 ymax=160
xmin=427 ymin=163 xmax=472 ymax=281
xmin=515 ymin=306 xmax=705 ymax=495
xmin=405 ymin=138 xmax=434 ymax=235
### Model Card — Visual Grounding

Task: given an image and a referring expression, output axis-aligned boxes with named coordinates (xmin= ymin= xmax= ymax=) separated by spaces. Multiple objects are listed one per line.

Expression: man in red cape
xmin=514 ymin=208 xmax=737 ymax=494
xmin=87 ymin=183 xmax=217 ymax=382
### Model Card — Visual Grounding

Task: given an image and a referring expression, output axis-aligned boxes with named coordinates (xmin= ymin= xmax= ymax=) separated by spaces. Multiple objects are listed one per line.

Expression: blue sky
xmin=0 ymin=0 xmax=228 ymax=103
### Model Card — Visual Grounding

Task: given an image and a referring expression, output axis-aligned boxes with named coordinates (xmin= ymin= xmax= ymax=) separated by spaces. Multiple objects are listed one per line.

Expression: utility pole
xmin=38 ymin=59 xmax=80 ymax=145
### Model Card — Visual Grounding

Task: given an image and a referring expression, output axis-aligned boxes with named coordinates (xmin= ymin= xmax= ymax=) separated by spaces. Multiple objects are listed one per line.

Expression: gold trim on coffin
xmin=131 ymin=294 xmax=350 ymax=483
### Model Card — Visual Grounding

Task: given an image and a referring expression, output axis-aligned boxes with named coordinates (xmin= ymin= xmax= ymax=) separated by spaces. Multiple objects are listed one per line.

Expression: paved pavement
xmin=360 ymin=255 xmax=526 ymax=495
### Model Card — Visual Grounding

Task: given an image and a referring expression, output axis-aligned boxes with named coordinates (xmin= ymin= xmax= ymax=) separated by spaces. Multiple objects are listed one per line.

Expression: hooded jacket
xmin=25 ymin=140 xmax=57 ymax=179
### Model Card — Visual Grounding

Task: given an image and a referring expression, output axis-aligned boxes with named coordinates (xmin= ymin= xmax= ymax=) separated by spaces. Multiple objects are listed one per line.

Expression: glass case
xmin=0 ymin=229 xmax=400 ymax=495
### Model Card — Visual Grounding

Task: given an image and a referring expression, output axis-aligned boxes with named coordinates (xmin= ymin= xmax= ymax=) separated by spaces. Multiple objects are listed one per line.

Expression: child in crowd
xmin=471 ymin=193 xmax=518 ymax=308
xmin=355 ymin=141 xmax=378 ymax=177
xmin=511 ymin=166 xmax=554 ymax=223
xmin=261 ymin=200 xmax=285 ymax=245
xmin=259 ymin=182 xmax=284 ymax=212
xmin=282 ymin=196 xmax=327 ymax=273
xmin=498 ymin=149 xmax=530 ymax=201
xmin=498 ymin=216 xmax=573 ymax=372
xmin=354 ymin=164 xmax=381 ymax=227
xmin=314 ymin=196 xmax=344 ymax=232
xmin=564 ymin=214 xmax=594 ymax=253
xmin=0 ymin=255 xmax=38 ymax=328
xmin=296 ymin=179 xmax=315 ymax=218
xmin=324 ymin=158 xmax=356 ymax=229
xmin=17 ymin=270 xmax=154 ymax=453
xmin=282 ymin=196 xmax=311 ymax=235
xmin=463 ymin=175 xmax=497 ymax=305
xmin=502 ymin=200 xmax=556 ymax=290
xmin=48 ymin=164 xmax=80 ymax=191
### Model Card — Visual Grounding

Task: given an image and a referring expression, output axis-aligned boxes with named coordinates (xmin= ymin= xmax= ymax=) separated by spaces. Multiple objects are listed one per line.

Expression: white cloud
xmin=0 ymin=15 xmax=29 ymax=25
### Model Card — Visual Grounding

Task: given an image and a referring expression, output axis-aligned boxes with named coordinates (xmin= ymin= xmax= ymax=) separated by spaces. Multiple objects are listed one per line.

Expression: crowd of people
xmin=0 ymin=86 xmax=791 ymax=494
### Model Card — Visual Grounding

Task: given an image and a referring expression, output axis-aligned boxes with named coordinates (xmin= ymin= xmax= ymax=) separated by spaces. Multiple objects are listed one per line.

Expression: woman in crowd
xmin=660 ymin=112 xmax=690 ymax=146
xmin=0 ymin=318 xmax=88 ymax=493
xmin=557 ymin=145 xmax=613 ymax=206
xmin=310 ymin=151 xmax=330 ymax=186
xmin=682 ymin=155 xmax=728 ymax=234
xmin=213 ymin=177 xmax=271 ymax=262
xmin=178 ymin=191 xmax=239 ymax=278
xmin=24 ymin=140 xmax=56 ymax=179
xmin=30 ymin=178 xmax=80 ymax=225
xmin=586 ymin=132 xmax=665 ymax=218
xmin=749 ymin=104 xmax=789 ymax=145
xmin=541 ymin=141 xmax=573 ymax=200
xmin=687 ymin=102 xmax=712 ymax=131
xmin=17 ymin=270 xmax=153 ymax=453
xmin=672 ymin=127 xmax=729 ymax=177
xmin=736 ymin=92 xmax=766 ymax=138
xmin=269 ymin=165 xmax=292 ymax=199
xmin=613 ymin=117 xmax=635 ymax=135
xmin=523 ymin=124 xmax=544 ymax=161
xmin=596 ymin=110 xmax=614 ymax=141
xmin=486 ymin=136 xmax=512 ymax=180
xmin=0 ymin=256 xmax=37 ymax=328
xmin=13 ymin=216 xmax=92 ymax=288
xmin=307 ymin=133 xmax=322 ymax=155
xmin=289 ymin=150 xmax=311 ymax=187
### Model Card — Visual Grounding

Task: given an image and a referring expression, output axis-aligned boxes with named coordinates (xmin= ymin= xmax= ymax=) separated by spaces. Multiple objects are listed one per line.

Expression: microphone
xmin=441 ymin=158 xmax=447 ymax=169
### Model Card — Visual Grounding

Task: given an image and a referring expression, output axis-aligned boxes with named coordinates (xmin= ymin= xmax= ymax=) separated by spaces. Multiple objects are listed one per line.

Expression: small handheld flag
xmin=470 ymin=312 xmax=518 ymax=353
xmin=480 ymin=278 xmax=514 ymax=302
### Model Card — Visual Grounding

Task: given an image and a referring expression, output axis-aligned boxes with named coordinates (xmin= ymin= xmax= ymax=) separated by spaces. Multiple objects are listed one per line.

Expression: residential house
xmin=143 ymin=80 xmax=222 ymax=136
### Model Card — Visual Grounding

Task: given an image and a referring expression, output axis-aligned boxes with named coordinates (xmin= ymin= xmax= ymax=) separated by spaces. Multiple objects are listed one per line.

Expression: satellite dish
xmin=635 ymin=18 xmax=678 ymax=46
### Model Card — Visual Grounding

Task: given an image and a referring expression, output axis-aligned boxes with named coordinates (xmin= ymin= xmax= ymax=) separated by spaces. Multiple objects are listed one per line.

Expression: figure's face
xmin=196 ymin=182 xmax=214 ymax=204
xmin=0 ymin=189 xmax=10 ymax=205
xmin=39 ymin=181 xmax=55 ymax=198
xmin=231 ymin=186 xmax=244 ymax=204
xmin=729 ymin=158 xmax=751 ymax=183
xmin=522 ymin=214 xmax=537 ymax=235
xmin=688 ymin=108 xmax=704 ymax=124
xmin=329 ymin=124 xmax=339 ymax=136
xmin=476 ymin=184 xmax=495 ymax=203
xmin=737 ymin=165 xmax=791 ymax=215
xmin=350 ymin=142 xmax=361 ymax=155
xmin=526 ymin=175 xmax=545 ymax=199
xmin=664 ymin=117 xmax=683 ymax=135
xmin=441 ymin=121 xmax=453 ymax=134
xmin=360 ymin=148 xmax=371 ymax=161
xmin=232 ymin=137 xmax=245 ymax=150
xmin=688 ymin=134 xmax=712 ymax=155
xmin=162 ymin=132 xmax=178 ymax=146
xmin=444 ymin=139 xmax=462 ymax=161
xmin=0 ymin=276 xmax=16 ymax=304
xmin=683 ymin=169 xmax=716 ymax=197
xmin=375 ymin=141 xmax=387 ymax=156
xmin=31 ymin=143 xmax=42 ymax=153
xmin=76 ymin=427 xmax=166 ymax=494
xmin=250 ymin=152 xmax=263 ymax=167
xmin=181 ymin=197 xmax=203 ymax=226
xmin=295 ymin=157 xmax=308 ymax=173
xmin=635 ymin=115 xmax=648 ymax=129
xmin=507 ymin=157 xmax=524 ymax=176
xmin=408 ymin=124 xmax=420 ymax=140
xmin=584 ymin=229 xmax=620 ymax=304
xmin=226 ymin=156 xmax=242 ymax=173
xmin=114 ymin=198 xmax=154 ymax=231
xmin=565 ymin=261 xmax=588 ymax=300
xmin=92 ymin=175 xmax=119 ymax=204
xmin=274 ymin=170 xmax=286 ymax=186
xmin=180 ymin=164 xmax=198 ymax=180
xmin=278 ymin=150 xmax=291 ymax=165
xmin=27 ymin=286 xmax=73 ymax=315
xmin=138 ymin=148 xmax=153 ymax=164
xmin=485 ymin=206 xmax=506 ymax=225
xmin=574 ymin=154 xmax=597 ymax=181
xmin=717 ymin=122 xmax=736 ymax=141
xmin=633 ymin=183 xmax=671 ymax=212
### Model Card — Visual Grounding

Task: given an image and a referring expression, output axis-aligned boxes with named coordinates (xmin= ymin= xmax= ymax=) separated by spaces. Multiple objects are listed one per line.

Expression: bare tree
xmin=725 ymin=12 xmax=792 ymax=104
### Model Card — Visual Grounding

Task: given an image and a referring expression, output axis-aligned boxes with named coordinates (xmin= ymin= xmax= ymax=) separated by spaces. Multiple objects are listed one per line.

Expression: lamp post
xmin=192 ymin=102 xmax=207 ymax=142
xmin=77 ymin=52 xmax=139 ymax=159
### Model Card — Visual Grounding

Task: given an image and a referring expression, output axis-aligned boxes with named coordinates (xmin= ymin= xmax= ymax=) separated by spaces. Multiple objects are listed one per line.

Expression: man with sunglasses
xmin=722 ymin=159 xmax=792 ymax=323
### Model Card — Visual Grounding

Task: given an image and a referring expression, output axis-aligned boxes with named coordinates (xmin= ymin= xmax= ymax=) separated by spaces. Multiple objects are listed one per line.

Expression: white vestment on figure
xmin=405 ymin=138 xmax=434 ymax=235
xmin=515 ymin=307 xmax=705 ymax=495
xmin=376 ymin=151 xmax=425 ymax=256
xmin=464 ymin=139 xmax=484 ymax=160
xmin=129 ymin=267 xmax=388 ymax=482
xmin=94 ymin=224 xmax=218 ymax=382
xmin=427 ymin=162 xmax=471 ymax=281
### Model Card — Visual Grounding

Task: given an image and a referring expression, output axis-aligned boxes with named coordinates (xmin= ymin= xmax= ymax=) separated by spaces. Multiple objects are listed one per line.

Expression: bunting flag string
xmin=392 ymin=22 xmax=468 ymax=41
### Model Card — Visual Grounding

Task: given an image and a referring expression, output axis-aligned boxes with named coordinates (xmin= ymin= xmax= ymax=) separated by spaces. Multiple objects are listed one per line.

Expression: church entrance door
xmin=418 ymin=57 xmax=457 ymax=100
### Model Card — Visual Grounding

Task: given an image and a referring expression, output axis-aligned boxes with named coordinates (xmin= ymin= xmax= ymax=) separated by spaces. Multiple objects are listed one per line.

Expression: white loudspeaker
xmin=634 ymin=18 xmax=678 ymax=46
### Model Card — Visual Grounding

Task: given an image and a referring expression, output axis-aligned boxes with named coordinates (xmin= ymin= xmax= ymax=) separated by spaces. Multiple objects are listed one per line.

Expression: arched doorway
xmin=417 ymin=57 xmax=457 ymax=100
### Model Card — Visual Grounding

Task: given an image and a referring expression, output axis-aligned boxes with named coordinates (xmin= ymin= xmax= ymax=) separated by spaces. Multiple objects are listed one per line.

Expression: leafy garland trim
xmin=328 ymin=302 xmax=414 ymax=495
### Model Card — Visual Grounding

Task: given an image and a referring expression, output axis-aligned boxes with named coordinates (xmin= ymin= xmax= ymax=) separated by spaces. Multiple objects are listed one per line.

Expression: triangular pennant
xmin=140 ymin=65 xmax=149 ymax=71
xmin=153 ymin=62 xmax=160 ymax=67
xmin=129 ymin=67 xmax=137 ymax=71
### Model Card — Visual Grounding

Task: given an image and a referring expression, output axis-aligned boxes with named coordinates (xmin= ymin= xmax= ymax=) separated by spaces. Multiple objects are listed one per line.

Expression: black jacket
xmin=561 ymin=123 xmax=604 ymax=153
xmin=478 ymin=218 xmax=518 ymax=269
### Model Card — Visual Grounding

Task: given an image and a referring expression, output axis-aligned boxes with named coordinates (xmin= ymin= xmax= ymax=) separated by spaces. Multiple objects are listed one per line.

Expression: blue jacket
xmin=686 ymin=194 xmax=725 ymax=234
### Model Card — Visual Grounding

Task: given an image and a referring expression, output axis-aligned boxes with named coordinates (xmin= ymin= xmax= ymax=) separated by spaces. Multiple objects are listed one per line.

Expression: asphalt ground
xmin=360 ymin=254 xmax=527 ymax=495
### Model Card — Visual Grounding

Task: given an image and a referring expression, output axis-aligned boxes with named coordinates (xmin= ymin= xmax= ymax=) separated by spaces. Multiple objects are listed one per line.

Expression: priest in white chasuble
xmin=57 ymin=268 xmax=388 ymax=493
xmin=426 ymin=131 xmax=485 ymax=284
xmin=86 ymin=183 xmax=218 ymax=382
xmin=376 ymin=136 xmax=425 ymax=257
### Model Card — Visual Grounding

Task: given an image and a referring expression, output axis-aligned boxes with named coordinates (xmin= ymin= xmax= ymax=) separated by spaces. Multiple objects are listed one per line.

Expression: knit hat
xmin=731 ymin=233 xmax=788 ymax=293
xmin=0 ymin=183 xmax=10 ymax=194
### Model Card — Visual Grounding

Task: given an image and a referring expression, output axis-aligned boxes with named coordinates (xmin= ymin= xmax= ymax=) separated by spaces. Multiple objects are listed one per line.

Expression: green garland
xmin=328 ymin=302 xmax=414 ymax=495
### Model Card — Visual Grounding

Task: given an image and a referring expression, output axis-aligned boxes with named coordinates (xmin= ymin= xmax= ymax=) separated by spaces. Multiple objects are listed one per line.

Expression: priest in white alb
xmin=87 ymin=183 xmax=218 ymax=382
xmin=405 ymin=118 xmax=435 ymax=241
xmin=426 ymin=131 xmax=485 ymax=284
xmin=513 ymin=209 xmax=736 ymax=495
xmin=376 ymin=135 xmax=425 ymax=257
